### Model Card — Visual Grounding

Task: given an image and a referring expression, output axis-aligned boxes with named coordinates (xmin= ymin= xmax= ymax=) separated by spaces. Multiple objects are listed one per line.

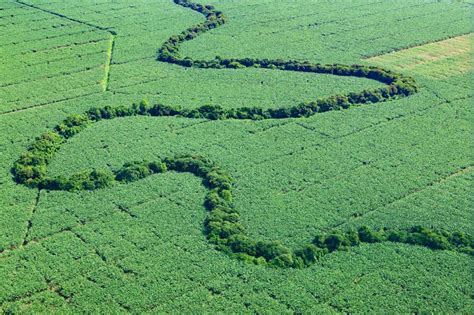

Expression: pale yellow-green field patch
xmin=366 ymin=34 xmax=473 ymax=79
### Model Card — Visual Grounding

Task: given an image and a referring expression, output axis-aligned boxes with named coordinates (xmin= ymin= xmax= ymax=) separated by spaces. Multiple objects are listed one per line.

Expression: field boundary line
xmin=0 ymin=28 xmax=107 ymax=49
xmin=0 ymin=63 xmax=107 ymax=89
xmin=3 ymin=37 xmax=110 ymax=57
xmin=15 ymin=0 xmax=111 ymax=33
xmin=0 ymin=91 xmax=102 ymax=116
xmin=0 ymin=212 xmax=115 ymax=258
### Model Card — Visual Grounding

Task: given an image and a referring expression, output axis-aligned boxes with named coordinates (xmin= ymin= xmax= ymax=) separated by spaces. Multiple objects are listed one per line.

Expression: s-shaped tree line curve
xmin=11 ymin=0 xmax=473 ymax=268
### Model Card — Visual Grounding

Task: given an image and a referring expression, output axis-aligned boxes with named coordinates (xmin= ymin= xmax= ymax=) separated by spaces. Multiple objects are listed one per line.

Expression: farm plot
xmin=0 ymin=0 xmax=202 ymax=114
xmin=180 ymin=0 xmax=472 ymax=63
xmin=0 ymin=2 xmax=111 ymax=113
xmin=366 ymin=34 xmax=473 ymax=79
xmin=0 ymin=0 xmax=473 ymax=313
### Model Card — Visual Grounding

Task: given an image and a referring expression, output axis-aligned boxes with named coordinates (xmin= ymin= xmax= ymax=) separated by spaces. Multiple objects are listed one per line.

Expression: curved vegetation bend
xmin=12 ymin=0 xmax=473 ymax=268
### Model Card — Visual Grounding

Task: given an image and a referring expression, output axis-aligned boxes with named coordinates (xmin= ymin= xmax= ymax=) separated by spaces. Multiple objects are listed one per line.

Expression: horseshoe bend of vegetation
xmin=11 ymin=100 xmax=474 ymax=268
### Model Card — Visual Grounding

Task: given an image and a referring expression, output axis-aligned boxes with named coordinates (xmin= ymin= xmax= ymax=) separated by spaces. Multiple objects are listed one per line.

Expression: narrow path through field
xmin=102 ymin=34 xmax=116 ymax=92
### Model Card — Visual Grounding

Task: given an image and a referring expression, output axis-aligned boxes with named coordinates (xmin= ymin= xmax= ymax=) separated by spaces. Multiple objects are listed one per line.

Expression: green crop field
xmin=0 ymin=0 xmax=473 ymax=313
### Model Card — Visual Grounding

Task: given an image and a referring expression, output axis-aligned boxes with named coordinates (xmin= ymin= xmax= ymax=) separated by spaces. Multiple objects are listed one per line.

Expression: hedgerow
xmin=312 ymin=226 xmax=474 ymax=257
xmin=11 ymin=103 xmax=473 ymax=268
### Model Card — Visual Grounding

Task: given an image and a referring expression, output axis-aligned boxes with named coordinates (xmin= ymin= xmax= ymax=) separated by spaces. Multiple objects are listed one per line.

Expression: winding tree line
xmin=11 ymin=0 xmax=472 ymax=267
xmin=12 ymin=100 xmax=474 ymax=268
xmin=157 ymin=0 xmax=419 ymax=118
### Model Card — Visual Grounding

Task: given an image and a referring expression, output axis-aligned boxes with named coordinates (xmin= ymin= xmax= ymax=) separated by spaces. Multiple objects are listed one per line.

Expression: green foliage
xmin=228 ymin=235 xmax=257 ymax=256
xmin=312 ymin=226 xmax=474 ymax=258
xmin=86 ymin=105 xmax=137 ymax=120
xmin=54 ymin=114 xmax=90 ymax=138
xmin=357 ymin=226 xmax=385 ymax=243
xmin=294 ymin=244 xmax=326 ymax=266
xmin=12 ymin=163 xmax=47 ymax=187
xmin=115 ymin=161 xmax=152 ymax=183
xmin=165 ymin=155 xmax=214 ymax=177
xmin=204 ymin=189 xmax=228 ymax=209
xmin=67 ymin=169 xmax=115 ymax=191
xmin=270 ymin=253 xmax=294 ymax=268
xmin=29 ymin=132 xmax=63 ymax=161
xmin=148 ymin=161 xmax=167 ymax=174
xmin=255 ymin=240 xmax=290 ymax=261
xmin=404 ymin=226 xmax=450 ymax=250
xmin=12 ymin=132 xmax=63 ymax=187
xmin=148 ymin=103 xmax=182 ymax=117
xmin=205 ymin=169 xmax=232 ymax=190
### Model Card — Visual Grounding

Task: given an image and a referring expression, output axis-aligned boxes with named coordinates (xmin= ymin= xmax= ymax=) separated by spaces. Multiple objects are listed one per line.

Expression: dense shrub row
xmin=157 ymin=0 xmax=418 ymax=110
xmin=313 ymin=226 xmax=474 ymax=256
xmin=12 ymin=132 xmax=63 ymax=187
xmin=73 ymin=92 xmax=410 ymax=125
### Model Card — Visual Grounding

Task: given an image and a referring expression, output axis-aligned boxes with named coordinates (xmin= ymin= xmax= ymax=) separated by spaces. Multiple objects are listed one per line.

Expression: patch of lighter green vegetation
xmin=367 ymin=33 xmax=473 ymax=79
